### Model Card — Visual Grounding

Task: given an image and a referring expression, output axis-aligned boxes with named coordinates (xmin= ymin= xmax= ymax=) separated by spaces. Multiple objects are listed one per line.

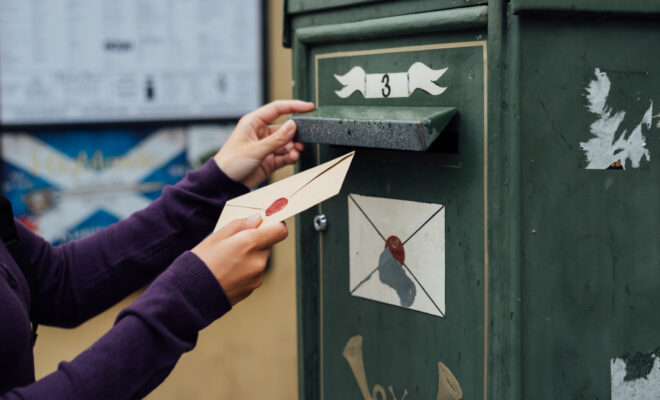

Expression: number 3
xmin=381 ymin=74 xmax=391 ymax=97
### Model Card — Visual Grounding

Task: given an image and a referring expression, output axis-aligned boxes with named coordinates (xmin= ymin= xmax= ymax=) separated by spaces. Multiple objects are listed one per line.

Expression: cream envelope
xmin=215 ymin=151 xmax=355 ymax=231
xmin=348 ymin=194 xmax=446 ymax=317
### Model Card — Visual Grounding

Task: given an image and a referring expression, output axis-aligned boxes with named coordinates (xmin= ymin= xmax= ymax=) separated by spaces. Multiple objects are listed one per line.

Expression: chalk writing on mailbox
xmin=343 ymin=334 xmax=463 ymax=400
xmin=334 ymin=62 xmax=448 ymax=99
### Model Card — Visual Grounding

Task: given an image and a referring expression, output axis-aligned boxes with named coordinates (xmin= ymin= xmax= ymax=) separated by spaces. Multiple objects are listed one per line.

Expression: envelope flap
xmin=225 ymin=151 xmax=354 ymax=210
xmin=260 ymin=151 xmax=354 ymax=225
xmin=349 ymin=193 xmax=444 ymax=241
xmin=215 ymin=151 xmax=355 ymax=230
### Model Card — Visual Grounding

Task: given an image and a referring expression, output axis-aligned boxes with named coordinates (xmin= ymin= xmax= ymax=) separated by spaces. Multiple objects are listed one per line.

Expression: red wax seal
xmin=266 ymin=197 xmax=288 ymax=216
xmin=385 ymin=235 xmax=405 ymax=265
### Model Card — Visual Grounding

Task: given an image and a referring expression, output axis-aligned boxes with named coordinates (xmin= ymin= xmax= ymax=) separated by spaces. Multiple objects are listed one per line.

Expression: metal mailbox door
xmin=292 ymin=6 xmax=490 ymax=399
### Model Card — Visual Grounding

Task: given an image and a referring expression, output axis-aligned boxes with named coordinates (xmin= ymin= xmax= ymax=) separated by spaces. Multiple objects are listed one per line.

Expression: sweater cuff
xmin=192 ymin=159 xmax=250 ymax=202
xmin=171 ymin=251 xmax=232 ymax=323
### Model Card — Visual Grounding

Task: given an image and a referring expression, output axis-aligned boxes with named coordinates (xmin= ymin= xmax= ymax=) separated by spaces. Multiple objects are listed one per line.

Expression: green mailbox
xmin=286 ymin=1 xmax=660 ymax=399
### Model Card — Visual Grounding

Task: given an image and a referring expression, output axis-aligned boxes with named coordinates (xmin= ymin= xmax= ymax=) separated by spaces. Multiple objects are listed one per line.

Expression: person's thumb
xmin=213 ymin=213 xmax=262 ymax=241
xmin=254 ymin=119 xmax=296 ymax=159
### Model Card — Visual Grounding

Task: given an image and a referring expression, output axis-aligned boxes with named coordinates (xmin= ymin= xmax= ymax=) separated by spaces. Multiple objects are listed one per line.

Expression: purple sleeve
xmin=18 ymin=159 xmax=248 ymax=327
xmin=3 ymin=251 xmax=231 ymax=399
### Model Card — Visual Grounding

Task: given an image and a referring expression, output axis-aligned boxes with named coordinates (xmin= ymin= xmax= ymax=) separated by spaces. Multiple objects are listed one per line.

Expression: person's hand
xmin=192 ymin=214 xmax=288 ymax=305
xmin=215 ymin=100 xmax=315 ymax=188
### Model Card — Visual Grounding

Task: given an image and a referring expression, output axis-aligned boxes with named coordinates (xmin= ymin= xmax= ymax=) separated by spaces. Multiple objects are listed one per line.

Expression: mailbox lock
xmin=313 ymin=214 xmax=328 ymax=232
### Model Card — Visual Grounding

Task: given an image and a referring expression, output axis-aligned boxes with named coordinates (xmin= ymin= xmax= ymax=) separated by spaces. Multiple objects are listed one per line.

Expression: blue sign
xmin=1 ymin=128 xmax=187 ymax=245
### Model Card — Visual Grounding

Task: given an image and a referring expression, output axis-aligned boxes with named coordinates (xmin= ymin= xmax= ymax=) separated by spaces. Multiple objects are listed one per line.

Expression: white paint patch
xmin=611 ymin=356 xmax=660 ymax=399
xmin=580 ymin=68 xmax=653 ymax=169
xmin=334 ymin=62 xmax=447 ymax=99
xmin=348 ymin=194 xmax=445 ymax=317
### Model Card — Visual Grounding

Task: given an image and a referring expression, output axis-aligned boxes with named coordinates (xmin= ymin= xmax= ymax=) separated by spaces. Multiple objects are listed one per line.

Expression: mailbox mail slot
xmin=291 ymin=106 xmax=457 ymax=151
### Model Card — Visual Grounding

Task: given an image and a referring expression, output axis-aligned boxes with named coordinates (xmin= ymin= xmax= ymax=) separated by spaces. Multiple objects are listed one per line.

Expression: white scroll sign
xmin=334 ymin=62 xmax=448 ymax=99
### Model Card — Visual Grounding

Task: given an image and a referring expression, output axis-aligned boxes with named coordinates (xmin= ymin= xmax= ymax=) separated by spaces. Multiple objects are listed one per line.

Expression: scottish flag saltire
xmin=1 ymin=128 xmax=187 ymax=245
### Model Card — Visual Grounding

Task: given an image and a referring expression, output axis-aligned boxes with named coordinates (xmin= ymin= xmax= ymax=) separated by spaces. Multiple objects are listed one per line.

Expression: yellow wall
xmin=34 ymin=1 xmax=298 ymax=398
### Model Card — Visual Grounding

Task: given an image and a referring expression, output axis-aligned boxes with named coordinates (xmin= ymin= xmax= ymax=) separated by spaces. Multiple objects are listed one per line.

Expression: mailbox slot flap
xmin=291 ymin=106 xmax=457 ymax=151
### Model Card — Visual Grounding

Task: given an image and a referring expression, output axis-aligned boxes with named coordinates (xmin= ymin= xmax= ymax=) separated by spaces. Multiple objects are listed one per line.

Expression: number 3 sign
xmin=334 ymin=62 xmax=448 ymax=99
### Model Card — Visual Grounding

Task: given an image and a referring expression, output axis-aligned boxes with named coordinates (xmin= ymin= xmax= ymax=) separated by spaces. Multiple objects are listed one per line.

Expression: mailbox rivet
xmin=313 ymin=214 xmax=328 ymax=232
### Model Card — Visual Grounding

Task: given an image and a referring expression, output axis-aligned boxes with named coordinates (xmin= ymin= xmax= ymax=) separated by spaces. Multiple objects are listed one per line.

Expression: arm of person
xmin=24 ymin=100 xmax=313 ymax=327
xmin=2 ymin=216 xmax=287 ymax=399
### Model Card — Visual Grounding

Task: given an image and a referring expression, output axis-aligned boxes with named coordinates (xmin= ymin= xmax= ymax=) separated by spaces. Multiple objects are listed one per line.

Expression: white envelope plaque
xmin=348 ymin=194 xmax=446 ymax=317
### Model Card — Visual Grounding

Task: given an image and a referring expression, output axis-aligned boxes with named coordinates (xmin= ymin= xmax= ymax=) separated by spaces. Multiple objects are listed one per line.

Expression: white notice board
xmin=0 ymin=0 xmax=263 ymax=126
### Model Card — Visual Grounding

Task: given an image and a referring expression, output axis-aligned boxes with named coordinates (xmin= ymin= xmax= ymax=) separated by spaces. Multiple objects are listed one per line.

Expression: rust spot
xmin=608 ymin=159 xmax=623 ymax=170
xmin=385 ymin=235 xmax=405 ymax=265
xmin=266 ymin=197 xmax=288 ymax=216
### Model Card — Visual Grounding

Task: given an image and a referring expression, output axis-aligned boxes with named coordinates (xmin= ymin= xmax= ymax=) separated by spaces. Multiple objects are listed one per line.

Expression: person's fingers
xmin=268 ymin=124 xmax=282 ymax=134
xmin=248 ymin=248 xmax=272 ymax=276
xmin=213 ymin=214 xmax=262 ymax=242
xmin=271 ymin=127 xmax=303 ymax=155
xmin=270 ymin=149 xmax=301 ymax=170
xmin=274 ymin=147 xmax=289 ymax=156
xmin=252 ymin=222 xmax=289 ymax=249
xmin=250 ymin=100 xmax=314 ymax=124
xmin=288 ymin=148 xmax=300 ymax=161
xmin=276 ymin=142 xmax=295 ymax=154
xmin=271 ymin=141 xmax=301 ymax=160
xmin=252 ymin=119 xmax=297 ymax=160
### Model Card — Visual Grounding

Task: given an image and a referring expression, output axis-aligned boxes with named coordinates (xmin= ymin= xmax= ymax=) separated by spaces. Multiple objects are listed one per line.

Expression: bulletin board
xmin=0 ymin=0 xmax=265 ymax=127
xmin=0 ymin=1 xmax=260 ymax=243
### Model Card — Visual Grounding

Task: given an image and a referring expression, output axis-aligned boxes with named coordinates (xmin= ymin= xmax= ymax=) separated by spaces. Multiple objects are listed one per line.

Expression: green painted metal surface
xmin=290 ymin=1 xmax=660 ymax=399
xmin=284 ymin=1 xmax=488 ymax=49
xmin=287 ymin=0 xmax=381 ymax=14
xmin=517 ymin=13 xmax=660 ymax=399
xmin=286 ymin=0 xmax=482 ymax=15
xmin=512 ymin=0 xmax=660 ymax=15
xmin=292 ymin=5 xmax=487 ymax=398
xmin=295 ymin=6 xmax=488 ymax=45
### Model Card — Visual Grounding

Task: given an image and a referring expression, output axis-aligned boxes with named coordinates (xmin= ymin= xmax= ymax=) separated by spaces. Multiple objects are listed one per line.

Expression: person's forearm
xmin=2 ymin=252 xmax=230 ymax=399
xmin=21 ymin=160 xmax=248 ymax=327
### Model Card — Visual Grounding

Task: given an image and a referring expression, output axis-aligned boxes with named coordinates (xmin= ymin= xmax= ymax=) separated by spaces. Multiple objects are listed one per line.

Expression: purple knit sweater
xmin=0 ymin=160 xmax=249 ymax=398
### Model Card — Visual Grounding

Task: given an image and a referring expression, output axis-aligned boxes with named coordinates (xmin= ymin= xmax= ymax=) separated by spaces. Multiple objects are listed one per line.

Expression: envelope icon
xmin=215 ymin=151 xmax=355 ymax=231
xmin=348 ymin=194 xmax=446 ymax=317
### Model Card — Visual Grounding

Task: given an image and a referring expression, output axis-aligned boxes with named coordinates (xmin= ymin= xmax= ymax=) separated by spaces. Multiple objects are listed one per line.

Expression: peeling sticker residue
xmin=612 ymin=351 xmax=660 ymax=399
xmin=580 ymin=68 xmax=653 ymax=169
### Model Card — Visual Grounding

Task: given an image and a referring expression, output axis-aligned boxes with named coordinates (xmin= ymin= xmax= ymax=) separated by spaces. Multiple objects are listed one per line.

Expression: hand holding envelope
xmin=215 ymin=151 xmax=355 ymax=231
